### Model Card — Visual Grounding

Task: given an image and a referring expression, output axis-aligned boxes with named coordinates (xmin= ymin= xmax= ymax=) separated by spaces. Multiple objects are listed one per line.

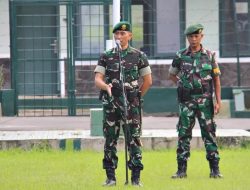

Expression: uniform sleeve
xmin=139 ymin=66 xmax=151 ymax=76
xmin=138 ymin=52 xmax=152 ymax=76
xmin=169 ymin=53 xmax=181 ymax=75
xmin=94 ymin=53 xmax=106 ymax=75
xmin=211 ymin=52 xmax=221 ymax=77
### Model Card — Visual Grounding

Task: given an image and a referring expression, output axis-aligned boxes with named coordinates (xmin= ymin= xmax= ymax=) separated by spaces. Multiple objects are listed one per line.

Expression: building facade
xmin=0 ymin=0 xmax=249 ymax=116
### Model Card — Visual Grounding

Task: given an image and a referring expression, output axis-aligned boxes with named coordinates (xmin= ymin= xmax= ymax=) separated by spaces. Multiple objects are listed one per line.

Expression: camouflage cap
xmin=112 ymin=21 xmax=131 ymax=33
xmin=184 ymin=24 xmax=204 ymax=35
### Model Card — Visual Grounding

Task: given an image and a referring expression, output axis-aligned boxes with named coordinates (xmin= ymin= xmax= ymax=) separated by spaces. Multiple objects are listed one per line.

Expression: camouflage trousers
xmin=102 ymin=95 xmax=143 ymax=171
xmin=176 ymin=98 xmax=220 ymax=162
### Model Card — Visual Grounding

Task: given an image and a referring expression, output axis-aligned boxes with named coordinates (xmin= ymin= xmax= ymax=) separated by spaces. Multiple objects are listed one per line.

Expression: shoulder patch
xmin=213 ymin=67 xmax=220 ymax=75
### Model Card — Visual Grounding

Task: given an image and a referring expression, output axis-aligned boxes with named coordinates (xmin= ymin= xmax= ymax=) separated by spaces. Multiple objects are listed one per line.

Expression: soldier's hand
xmin=214 ymin=103 xmax=220 ymax=114
xmin=106 ymin=83 xmax=113 ymax=97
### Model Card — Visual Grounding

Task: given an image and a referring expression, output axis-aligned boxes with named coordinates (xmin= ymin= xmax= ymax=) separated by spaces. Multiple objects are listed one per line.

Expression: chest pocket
xmin=200 ymin=63 xmax=212 ymax=80
xmin=180 ymin=61 xmax=193 ymax=77
xmin=124 ymin=64 xmax=139 ymax=82
xmin=106 ymin=62 xmax=120 ymax=80
xmin=179 ymin=55 xmax=194 ymax=74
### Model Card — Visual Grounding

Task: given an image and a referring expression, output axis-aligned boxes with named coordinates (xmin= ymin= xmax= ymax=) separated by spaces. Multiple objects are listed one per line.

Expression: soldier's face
xmin=187 ymin=33 xmax=203 ymax=48
xmin=114 ymin=31 xmax=132 ymax=48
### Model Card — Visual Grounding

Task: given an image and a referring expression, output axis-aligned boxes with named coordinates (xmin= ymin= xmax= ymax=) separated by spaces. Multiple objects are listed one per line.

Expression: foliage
xmin=241 ymin=139 xmax=250 ymax=149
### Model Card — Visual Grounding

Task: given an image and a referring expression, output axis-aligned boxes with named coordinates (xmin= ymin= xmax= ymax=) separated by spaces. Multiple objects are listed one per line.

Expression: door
xmin=16 ymin=5 xmax=58 ymax=95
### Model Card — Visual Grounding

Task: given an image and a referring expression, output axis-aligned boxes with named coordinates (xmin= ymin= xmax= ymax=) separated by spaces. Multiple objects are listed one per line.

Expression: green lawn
xmin=0 ymin=148 xmax=249 ymax=190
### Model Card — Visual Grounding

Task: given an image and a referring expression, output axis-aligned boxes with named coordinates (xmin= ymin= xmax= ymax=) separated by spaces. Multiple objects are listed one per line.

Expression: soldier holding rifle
xmin=94 ymin=21 xmax=152 ymax=186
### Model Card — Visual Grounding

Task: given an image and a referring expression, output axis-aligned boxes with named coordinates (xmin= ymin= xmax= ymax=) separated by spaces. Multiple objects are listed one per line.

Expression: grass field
xmin=0 ymin=147 xmax=250 ymax=190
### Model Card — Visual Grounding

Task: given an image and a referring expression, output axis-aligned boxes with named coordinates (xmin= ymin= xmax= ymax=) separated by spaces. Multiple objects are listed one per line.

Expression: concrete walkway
xmin=0 ymin=116 xmax=250 ymax=150
xmin=1 ymin=116 xmax=250 ymax=131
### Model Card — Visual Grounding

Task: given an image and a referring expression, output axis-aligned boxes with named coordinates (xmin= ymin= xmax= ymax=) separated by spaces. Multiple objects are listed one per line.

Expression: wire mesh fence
xmin=5 ymin=0 xmax=250 ymax=116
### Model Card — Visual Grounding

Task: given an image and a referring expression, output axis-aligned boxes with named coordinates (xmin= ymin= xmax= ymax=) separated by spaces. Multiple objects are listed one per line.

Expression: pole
xmin=232 ymin=0 xmax=241 ymax=87
xmin=117 ymin=47 xmax=130 ymax=185
xmin=113 ymin=0 xmax=120 ymax=48
xmin=113 ymin=0 xmax=129 ymax=185
xmin=113 ymin=0 xmax=120 ymax=27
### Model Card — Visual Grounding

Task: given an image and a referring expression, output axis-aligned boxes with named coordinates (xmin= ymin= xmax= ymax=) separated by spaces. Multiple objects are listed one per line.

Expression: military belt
xmin=177 ymin=86 xmax=211 ymax=103
xmin=191 ymin=85 xmax=211 ymax=95
xmin=190 ymin=88 xmax=203 ymax=95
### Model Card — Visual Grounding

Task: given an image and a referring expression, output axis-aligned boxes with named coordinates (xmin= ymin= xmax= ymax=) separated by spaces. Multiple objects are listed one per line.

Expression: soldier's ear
xmin=129 ymin=32 xmax=133 ymax=40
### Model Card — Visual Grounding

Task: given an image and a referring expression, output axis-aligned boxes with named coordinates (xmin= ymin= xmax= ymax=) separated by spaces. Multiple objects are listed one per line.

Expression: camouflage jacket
xmin=95 ymin=46 xmax=151 ymax=93
xmin=169 ymin=45 xmax=221 ymax=97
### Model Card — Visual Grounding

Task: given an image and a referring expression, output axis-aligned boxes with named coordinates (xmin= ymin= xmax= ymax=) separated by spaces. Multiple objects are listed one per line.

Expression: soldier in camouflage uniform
xmin=94 ymin=21 xmax=152 ymax=186
xmin=169 ymin=24 xmax=223 ymax=179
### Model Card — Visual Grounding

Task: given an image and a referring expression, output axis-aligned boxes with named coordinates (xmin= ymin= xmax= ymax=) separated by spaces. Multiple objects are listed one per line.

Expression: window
xmin=75 ymin=5 xmax=105 ymax=58
xmin=131 ymin=0 xmax=184 ymax=58
xmin=74 ymin=0 xmax=184 ymax=59
xmin=220 ymin=0 xmax=250 ymax=57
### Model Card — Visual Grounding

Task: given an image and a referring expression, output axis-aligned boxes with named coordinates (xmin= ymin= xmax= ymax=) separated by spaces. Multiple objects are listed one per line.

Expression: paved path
xmin=0 ymin=116 xmax=250 ymax=150
xmin=0 ymin=116 xmax=250 ymax=131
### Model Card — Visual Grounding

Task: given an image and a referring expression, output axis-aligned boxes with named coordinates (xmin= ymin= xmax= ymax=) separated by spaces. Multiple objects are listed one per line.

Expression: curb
xmin=0 ymin=129 xmax=250 ymax=151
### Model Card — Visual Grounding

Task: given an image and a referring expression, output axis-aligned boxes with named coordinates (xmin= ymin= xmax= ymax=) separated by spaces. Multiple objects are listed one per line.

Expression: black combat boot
xmin=131 ymin=168 xmax=143 ymax=187
xmin=171 ymin=160 xmax=187 ymax=179
xmin=209 ymin=160 xmax=223 ymax=178
xmin=103 ymin=168 xmax=116 ymax=186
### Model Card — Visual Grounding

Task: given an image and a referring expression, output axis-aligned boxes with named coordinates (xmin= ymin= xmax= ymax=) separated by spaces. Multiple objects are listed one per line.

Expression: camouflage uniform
xmin=94 ymin=46 xmax=151 ymax=172
xmin=169 ymin=45 xmax=221 ymax=164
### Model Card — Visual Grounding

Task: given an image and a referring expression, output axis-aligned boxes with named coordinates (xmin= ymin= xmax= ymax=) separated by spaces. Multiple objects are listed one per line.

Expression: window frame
xmin=219 ymin=0 xmax=250 ymax=57
xmin=73 ymin=0 xmax=186 ymax=60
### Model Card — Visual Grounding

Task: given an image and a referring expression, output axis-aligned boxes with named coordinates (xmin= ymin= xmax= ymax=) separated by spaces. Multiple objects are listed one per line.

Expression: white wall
xmin=157 ymin=0 xmax=180 ymax=53
xmin=0 ymin=1 xmax=10 ymax=58
xmin=186 ymin=0 xmax=219 ymax=52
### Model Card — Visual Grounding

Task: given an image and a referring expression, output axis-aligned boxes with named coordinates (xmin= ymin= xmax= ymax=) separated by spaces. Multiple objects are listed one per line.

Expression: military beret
xmin=112 ymin=21 xmax=131 ymax=33
xmin=184 ymin=24 xmax=204 ymax=35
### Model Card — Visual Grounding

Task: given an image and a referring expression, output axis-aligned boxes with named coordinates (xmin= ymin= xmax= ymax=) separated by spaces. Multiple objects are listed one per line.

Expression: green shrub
xmin=241 ymin=139 xmax=250 ymax=149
